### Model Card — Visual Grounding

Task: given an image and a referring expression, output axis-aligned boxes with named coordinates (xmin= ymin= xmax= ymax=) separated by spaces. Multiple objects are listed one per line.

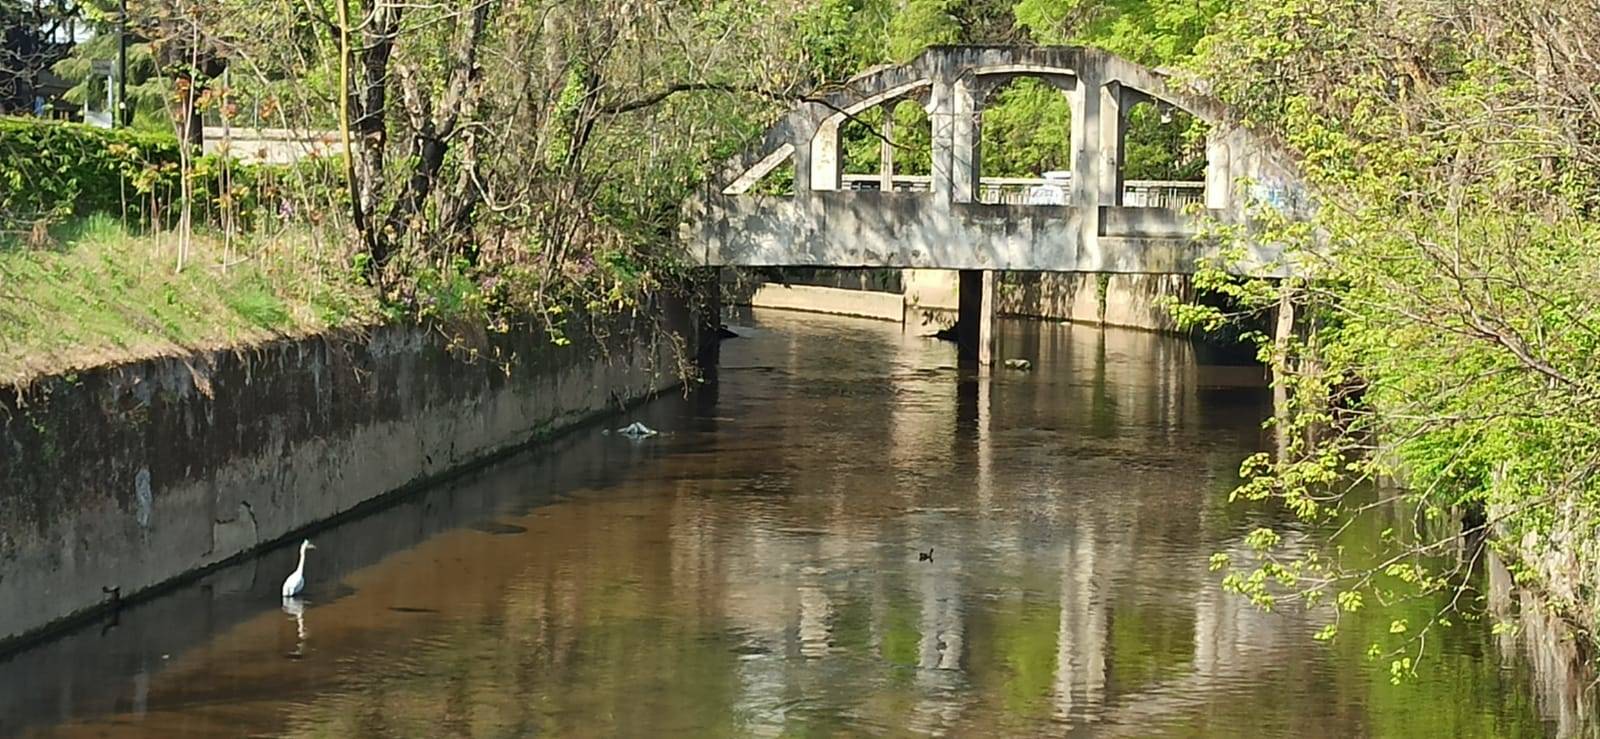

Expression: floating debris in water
xmin=617 ymin=421 xmax=659 ymax=438
xmin=1003 ymin=358 xmax=1033 ymax=371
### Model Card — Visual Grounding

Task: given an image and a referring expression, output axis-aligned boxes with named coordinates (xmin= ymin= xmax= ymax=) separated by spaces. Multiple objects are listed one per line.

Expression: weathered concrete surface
xmin=0 ymin=400 xmax=689 ymax=735
xmin=201 ymin=127 xmax=343 ymax=165
xmin=905 ymin=268 xmax=1188 ymax=332
xmin=683 ymin=45 xmax=1312 ymax=276
xmin=742 ymin=283 xmax=905 ymax=322
xmin=0 ymin=303 xmax=698 ymax=650
xmin=689 ymin=193 xmax=1218 ymax=272
xmin=1002 ymin=272 xmax=1190 ymax=332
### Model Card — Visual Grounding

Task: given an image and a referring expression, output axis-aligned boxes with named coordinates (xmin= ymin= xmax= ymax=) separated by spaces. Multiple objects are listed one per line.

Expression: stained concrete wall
xmin=0 ymin=398 xmax=693 ymax=734
xmin=0 ymin=302 xmax=698 ymax=650
xmin=744 ymin=283 xmax=905 ymax=322
xmin=201 ymin=127 xmax=343 ymax=165
xmin=903 ymin=268 xmax=1188 ymax=332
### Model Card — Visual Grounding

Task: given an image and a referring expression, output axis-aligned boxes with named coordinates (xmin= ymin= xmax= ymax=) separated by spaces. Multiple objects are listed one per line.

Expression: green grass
xmin=0 ymin=215 xmax=381 ymax=386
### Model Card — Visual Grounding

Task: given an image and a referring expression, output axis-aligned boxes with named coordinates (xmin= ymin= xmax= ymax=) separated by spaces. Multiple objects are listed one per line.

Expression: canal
xmin=0 ymin=310 xmax=1564 ymax=737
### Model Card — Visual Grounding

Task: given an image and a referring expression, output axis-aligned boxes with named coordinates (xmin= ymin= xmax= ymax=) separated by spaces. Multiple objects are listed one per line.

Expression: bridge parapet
xmin=683 ymin=46 xmax=1311 ymax=276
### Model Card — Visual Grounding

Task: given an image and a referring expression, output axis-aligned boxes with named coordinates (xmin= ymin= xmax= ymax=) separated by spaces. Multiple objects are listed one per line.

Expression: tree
xmin=1 ymin=0 xmax=79 ymax=113
xmin=1171 ymin=0 xmax=1600 ymax=673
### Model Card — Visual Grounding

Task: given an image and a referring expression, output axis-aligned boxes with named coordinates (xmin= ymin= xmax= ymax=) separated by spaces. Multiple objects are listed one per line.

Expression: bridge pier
xmin=958 ymin=270 xmax=1000 ymax=367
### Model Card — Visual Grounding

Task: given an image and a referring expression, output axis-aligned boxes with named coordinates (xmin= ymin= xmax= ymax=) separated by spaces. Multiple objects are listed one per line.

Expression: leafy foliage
xmin=0 ymin=116 xmax=345 ymax=233
xmin=0 ymin=117 xmax=178 ymax=224
xmin=1168 ymin=0 xmax=1600 ymax=665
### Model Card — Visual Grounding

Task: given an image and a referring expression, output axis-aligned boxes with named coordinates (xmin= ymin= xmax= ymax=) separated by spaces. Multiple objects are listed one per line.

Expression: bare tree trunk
xmin=349 ymin=0 xmax=402 ymax=281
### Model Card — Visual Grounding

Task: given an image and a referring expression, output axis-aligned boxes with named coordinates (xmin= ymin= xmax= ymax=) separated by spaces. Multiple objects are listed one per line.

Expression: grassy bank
xmin=0 ymin=216 xmax=380 ymax=387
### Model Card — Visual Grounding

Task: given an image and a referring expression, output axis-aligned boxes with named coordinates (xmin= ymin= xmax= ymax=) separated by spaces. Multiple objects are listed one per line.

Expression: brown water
xmin=0 ymin=310 xmax=1565 ymax=737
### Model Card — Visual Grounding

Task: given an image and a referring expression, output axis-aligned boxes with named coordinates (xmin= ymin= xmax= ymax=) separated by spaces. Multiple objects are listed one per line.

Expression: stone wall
xmin=0 ymin=302 xmax=699 ymax=650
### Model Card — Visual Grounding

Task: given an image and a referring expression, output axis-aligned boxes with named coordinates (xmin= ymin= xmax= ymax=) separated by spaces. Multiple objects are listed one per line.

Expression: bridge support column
xmin=1100 ymin=83 xmax=1131 ymax=206
xmin=931 ymin=76 xmax=982 ymax=205
xmin=1069 ymin=62 xmax=1108 ymax=269
xmin=958 ymin=269 xmax=1000 ymax=367
xmin=810 ymin=118 xmax=843 ymax=191
xmin=979 ymin=270 xmax=999 ymax=368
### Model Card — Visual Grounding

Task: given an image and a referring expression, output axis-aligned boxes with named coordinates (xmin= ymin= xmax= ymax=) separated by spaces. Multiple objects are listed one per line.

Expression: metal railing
xmin=839 ymin=174 xmax=1206 ymax=209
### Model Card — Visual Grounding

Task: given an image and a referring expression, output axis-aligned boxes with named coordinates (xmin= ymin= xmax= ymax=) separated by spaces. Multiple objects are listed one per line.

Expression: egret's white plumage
xmin=281 ymin=540 xmax=316 ymax=597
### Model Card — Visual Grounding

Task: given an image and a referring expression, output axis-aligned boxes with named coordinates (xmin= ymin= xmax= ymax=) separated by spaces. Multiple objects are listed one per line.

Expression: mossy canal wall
xmin=0 ymin=300 xmax=701 ymax=651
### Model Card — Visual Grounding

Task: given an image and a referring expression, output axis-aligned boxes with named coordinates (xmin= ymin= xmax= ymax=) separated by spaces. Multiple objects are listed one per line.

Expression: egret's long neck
xmin=294 ymin=545 xmax=308 ymax=575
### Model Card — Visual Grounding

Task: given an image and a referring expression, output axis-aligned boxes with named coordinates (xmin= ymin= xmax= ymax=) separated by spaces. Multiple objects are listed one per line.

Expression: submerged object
xmin=1003 ymin=358 xmax=1032 ymax=371
xmin=618 ymin=421 xmax=659 ymax=438
xmin=281 ymin=539 xmax=316 ymax=597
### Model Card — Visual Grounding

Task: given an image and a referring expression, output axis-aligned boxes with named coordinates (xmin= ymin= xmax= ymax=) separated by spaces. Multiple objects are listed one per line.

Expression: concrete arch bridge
xmin=681 ymin=46 xmax=1312 ymax=364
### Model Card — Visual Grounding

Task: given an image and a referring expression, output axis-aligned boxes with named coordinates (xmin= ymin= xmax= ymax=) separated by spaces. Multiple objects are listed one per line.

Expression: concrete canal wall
xmin=904 ymin=270 xmax=1188 ymax=332
xmin=0 ymin=301 xmax=700 ymax=650
xmin=727 ymin=269 xmax=1187 ymax=333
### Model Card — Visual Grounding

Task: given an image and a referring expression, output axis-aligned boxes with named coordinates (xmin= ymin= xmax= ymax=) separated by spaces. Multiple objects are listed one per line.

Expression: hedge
xmin=0 ymin=117 xmax=346 ymax=230
xmin=0 ymin=117 xmax=182 ymax=222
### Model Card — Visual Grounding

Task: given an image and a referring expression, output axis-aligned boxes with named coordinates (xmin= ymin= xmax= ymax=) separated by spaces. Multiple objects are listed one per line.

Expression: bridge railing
xmin=1121 ymin=180 xmax=1206 ymax=210
xmin=839 ymin=174 xmax=1205 ymax=209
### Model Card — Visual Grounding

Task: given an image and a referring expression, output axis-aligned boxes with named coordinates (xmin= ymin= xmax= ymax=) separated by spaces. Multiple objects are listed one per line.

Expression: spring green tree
xmin=1169 ymin=0 xmax=1600 ymax=671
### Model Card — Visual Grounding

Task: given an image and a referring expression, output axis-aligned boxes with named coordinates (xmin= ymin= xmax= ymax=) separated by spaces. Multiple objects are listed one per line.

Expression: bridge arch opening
xmin=1112 ymin=92 xmax=1211 ymax=209
xmin=723 ymin=143 xmax=796 ymax=196
xmin=974 ymin=75 xmax=1075 ymax=204
xmin=840 ymin=98 xmax=933 ymax=193
xmin=808 ymin=80 xmax=933 ymax=192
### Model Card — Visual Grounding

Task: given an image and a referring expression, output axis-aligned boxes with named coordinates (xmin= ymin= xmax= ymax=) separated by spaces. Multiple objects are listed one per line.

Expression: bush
xmin=0 ymin=117 xmax=183 ymax=224
xmin=0 ymin=117 xmax=347 ymax=233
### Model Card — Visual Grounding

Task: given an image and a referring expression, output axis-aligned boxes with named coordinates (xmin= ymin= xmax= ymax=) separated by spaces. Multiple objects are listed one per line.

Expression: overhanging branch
xmin=599 ymin=81 xmax=915 ymax=150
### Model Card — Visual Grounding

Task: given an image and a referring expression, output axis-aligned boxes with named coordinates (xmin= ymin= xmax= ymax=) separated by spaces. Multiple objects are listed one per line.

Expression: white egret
xmin=280 ymin=540 xmax=316 ymax=597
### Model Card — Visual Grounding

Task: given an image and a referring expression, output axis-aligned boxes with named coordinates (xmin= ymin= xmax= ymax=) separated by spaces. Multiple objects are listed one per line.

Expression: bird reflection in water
xmin=281 ymin=597 xmax=308 ymax=657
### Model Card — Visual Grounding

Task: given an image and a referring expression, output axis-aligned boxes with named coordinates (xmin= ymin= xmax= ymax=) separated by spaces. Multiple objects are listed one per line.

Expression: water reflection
xmin=1490 ymin=553 xmax=1600 ymax=737
xmin=282 ymin=598 xmax=308 ymax=656
xmin=0 ymin=311 xmax=1568 ymax=738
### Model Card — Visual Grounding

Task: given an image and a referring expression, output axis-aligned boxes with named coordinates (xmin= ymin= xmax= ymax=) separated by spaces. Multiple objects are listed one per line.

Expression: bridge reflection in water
xmin=0 ymin=310 xmax=1563 ymax=738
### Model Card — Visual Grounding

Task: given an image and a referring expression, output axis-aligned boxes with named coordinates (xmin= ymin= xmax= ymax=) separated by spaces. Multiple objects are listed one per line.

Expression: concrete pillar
xmin=1205 ymin=127 xmax=1232 ymax=210
xmin=1272 ymin=284 xmax=1295 ymax=455
xmin=930 ymin=77 xmax=956 ymax=205
xmin=958 ymin=269 xmax=982 ymax=360
xmin=1069 ymin=62 xmax=1106 ymax=269
xmin=931 ymin=75 xmax=981 ymax=205
xmin=1099 ymin=82 xmax=1129 ymax=207
xmin=957 ymin=269 xmax=999 ymax=366
xmin=880 ymin=104 xmax=896 ymax=191
xmin=979 ymin=270 xmax=998 ymax=368
xmin=953 ymin=81 xmax=981 ymax=204
xmin=791 ymin=119 xmax=816 ymax=193
xmin=810 ymin=116 xmax=843 ymax=191
xmin=1068 ymin=72 xmax=1099 ymax=209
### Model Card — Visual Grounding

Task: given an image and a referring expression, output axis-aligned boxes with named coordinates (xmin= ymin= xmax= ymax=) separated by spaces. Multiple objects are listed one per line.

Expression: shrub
xmin=0 ymin=117 xmax=181 ymax=225
xmin=0 ymin=117 xmax=348 ymax=235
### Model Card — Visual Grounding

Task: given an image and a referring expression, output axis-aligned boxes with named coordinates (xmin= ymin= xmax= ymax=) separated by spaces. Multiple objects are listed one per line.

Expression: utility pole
xmin=117 ymin=0 xmax=129 ymax=127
